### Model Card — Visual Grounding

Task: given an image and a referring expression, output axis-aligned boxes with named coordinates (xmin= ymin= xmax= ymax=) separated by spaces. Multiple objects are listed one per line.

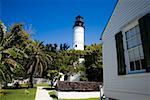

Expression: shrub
xmin=20 ymin=84 xmax=28 ymax=88
xmin=80 ymin=75 xmax=88 ymax=81
xmin=24 ymin=89 xmax=30 ymax=94
xmin=56 ymin=81 xmax=102 ymax=91
xmin=14 ymin=82 xmax=21 ymax=89
xmin=49 ymin=91 xmax=57 ymax=99
xmin=0 ymin=89 xmax=5 ymax=96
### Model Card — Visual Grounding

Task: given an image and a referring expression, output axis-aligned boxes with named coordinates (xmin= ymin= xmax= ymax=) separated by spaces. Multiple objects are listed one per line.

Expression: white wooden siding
xmin=102 ymin=0 xmax=150 ymax=100
xmin=102 ymin=0 xmax=150 ymax=41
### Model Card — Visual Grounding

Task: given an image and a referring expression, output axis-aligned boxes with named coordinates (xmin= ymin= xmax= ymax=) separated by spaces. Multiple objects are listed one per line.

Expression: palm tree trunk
xmin=0 ymin=82 xmax=2 ymax=90
xmin=28 ymin=75 xmax=33 ymax=88
xmin=51 ymin=81 xmax=53 ymax=88
xmin=28 ymin=61 xmax=36 ymax=88
xmin=4 ymin=82 xmax=8 ymax=88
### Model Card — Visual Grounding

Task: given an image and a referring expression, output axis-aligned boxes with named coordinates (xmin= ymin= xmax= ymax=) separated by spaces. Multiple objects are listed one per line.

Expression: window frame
xmin=122 ymin=20 xmax=146 ymax=74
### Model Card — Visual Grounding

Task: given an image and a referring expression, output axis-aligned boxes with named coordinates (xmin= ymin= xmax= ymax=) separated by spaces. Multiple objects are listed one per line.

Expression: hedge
xmin=56 ymin=81 xmax=102 ymax=91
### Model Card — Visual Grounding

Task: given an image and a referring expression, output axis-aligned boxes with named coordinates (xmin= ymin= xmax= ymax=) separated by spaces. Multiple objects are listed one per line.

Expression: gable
xmin=101 ymin=0 xmax=150 ymax=41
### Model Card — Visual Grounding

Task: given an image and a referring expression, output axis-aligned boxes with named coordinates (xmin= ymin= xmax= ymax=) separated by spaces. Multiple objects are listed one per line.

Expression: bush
xmin=24 ymin=89 xmax=30 ymax=94
xmin=56 ymin=81 xmax=102 ymax=91
xmin=49 ymin=91 xmax=57 ymax=99
xmin=80 ymin=75 xmax=88 ymax=81
xmin=0 ymin=89 xmax=5 ymax=96
xmin=14 ymin=82 xmax=21 ymax=89
xmin=20 ymin=84 xmax=28 ymax=88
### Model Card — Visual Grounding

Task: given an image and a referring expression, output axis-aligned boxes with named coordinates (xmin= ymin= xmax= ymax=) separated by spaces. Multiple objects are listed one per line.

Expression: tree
xmin=26 ymin=41 xmax=52 ymax=88
xmin=45 ymin=43 xmax=58 ymax=53
xmin=47 ymin=70 xmax=61 ymax=88
xmin=84 ymin=44 xmax=103 ymax=82
xmin=0 ymin=22 xmax=27 ymax=89
xmin=54 ymin=50 xmax=80 ymax=74
xmin=7 ymin=24 xmax=31 ymax=79
xmin=60 ymin=43 xmax=70 ymax=51
xmin=44 ymin=43 xmax=84 ymax=81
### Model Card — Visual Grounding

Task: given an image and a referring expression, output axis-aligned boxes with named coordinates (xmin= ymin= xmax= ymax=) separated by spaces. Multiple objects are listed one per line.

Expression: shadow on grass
xmin=2 ymin=86 xmax=36 ymax=90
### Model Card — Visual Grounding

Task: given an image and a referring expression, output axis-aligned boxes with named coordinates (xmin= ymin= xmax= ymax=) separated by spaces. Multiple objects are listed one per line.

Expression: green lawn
xmin=62 ymin=98 xmax=99 ymax=100
xmin=0 ymin=83 xmax=50 ymax=100
xmin=34 ymin=83 xmax=50 ymax=87
xmin=0 ymin=88 xmax=36 ymax=100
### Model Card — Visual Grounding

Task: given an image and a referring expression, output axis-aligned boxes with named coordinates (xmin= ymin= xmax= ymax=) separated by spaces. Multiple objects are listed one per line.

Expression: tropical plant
xmin=47 ymin=70 xmax=61 ymax=88
xmin=60 ymin=43 xmax=70 ymax=51
xmin=45 ymin=43 xmax=57 ymax=53
xmin=0 ymin=22 xmax=28 ymax=89
xmin=84 ymin=43 xmax=103 ymax=82
xmin=26 ymin=41 xmax=52 ymax=88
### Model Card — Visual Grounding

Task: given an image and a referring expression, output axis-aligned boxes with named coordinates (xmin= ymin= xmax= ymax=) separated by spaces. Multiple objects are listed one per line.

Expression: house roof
xmin=100 ymin=0 xmax=119 ymax=40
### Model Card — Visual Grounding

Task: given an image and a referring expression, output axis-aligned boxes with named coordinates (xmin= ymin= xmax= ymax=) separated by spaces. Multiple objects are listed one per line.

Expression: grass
xmin=34 ymin=83 xmax=50 ymax=87
xmin=62 ymin=98 xmax=99 ymax=100
xmin=0 ymin=88 xmax=36 ymax=100
xmin=0 ymin=83 xmax=50 ymax=100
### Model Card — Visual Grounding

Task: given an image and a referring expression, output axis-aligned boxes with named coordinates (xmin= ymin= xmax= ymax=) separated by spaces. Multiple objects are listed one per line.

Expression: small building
xmin=101 ymin=0 xmax=150 ymax=100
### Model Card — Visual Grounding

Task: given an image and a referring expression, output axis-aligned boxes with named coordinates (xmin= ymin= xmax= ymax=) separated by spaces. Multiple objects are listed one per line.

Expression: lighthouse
xmin=73 ymin=15 xmax=84 ymax=50
xmin=67 ymin=15 xmax=85 ymax=82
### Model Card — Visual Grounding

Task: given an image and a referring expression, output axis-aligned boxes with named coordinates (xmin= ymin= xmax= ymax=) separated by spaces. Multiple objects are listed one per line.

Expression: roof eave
xmin=100 ymin=0 xmax=119 ymax=40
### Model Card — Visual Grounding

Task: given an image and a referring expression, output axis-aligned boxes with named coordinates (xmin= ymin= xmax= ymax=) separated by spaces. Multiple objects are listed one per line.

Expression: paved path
xmin=35 ymin=86 xmax=53 ymax=100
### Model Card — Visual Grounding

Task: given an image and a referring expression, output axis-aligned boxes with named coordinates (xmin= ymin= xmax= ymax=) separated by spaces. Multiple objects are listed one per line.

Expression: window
xmin=125 ymin=25 xmax=145 ymax=72
xmin=75 ymin=45 xmax=77 ymax=47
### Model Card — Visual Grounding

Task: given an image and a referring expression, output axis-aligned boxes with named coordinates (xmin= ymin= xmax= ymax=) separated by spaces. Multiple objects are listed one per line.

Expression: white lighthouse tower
xmin=67 ymin=15 xmax=85 ymax=82
xmin=73 ymin=15 xmax=84 ymax=50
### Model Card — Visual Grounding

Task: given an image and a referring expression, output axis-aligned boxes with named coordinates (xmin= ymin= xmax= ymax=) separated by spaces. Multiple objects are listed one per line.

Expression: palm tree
xmin=26 ymin=41 xmax=52 ymax=88
xmin=54 ymin=43 xmax=58 ymax=51
xmin=60 ymin=43 xmax=70 ymax=51
xmin=45 ymin=43 xmax=58 ymax=52
xmin=0 ymin=22 xmax=27 ymax=89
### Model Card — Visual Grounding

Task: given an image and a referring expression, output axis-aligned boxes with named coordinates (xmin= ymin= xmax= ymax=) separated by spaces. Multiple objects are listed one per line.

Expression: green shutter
xmin=115 ymin=32 xmax=126 ymax=75
xmin=139 ymin=14 xmax=150 ymax=72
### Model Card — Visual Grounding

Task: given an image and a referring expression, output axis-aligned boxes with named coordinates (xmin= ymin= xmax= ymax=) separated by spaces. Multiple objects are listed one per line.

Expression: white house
xmin=101 ymin=0 xmax=150 ymax=100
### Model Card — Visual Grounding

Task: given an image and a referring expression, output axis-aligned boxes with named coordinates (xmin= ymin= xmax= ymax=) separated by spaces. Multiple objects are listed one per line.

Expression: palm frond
xmin=4 ymin=58 xmax=17 ymax=68
xmin=0 ymin=63 xmax=12 ymax=82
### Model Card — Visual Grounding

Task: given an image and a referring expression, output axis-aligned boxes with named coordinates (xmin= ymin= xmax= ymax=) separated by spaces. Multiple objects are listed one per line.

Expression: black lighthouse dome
xmin=73 ymin=15 xmax=84 ymax=28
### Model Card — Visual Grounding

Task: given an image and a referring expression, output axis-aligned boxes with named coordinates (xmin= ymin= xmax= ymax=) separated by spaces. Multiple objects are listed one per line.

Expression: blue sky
xmin=1 ymin=0 xmax=117 ymax=46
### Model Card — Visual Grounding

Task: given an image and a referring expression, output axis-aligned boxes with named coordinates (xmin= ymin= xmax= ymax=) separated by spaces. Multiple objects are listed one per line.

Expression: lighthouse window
xmin=75 ymin=45 xmax=77 ymax=47
xmin=79 ymin=23 xmax=81 ymax=26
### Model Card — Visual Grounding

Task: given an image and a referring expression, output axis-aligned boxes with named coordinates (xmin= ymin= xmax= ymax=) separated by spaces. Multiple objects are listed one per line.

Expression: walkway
xmin=35 ymin=86 xmax=53 ymax=100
